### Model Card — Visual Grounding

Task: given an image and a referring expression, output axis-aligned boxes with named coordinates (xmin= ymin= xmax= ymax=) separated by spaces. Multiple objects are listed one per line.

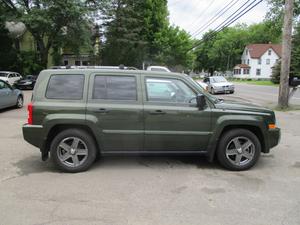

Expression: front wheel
xmin=16 ymin=95 xmax=23 ymax=108
xmin=217 ymin=129 xmax=261 ymax=171
xmin=50 ymin=129 xmax=97 ymax=173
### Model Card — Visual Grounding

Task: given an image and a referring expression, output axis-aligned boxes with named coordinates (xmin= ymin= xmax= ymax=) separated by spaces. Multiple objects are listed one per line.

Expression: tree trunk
xmin=278 ymin=0 xmax=294 ymax=109
xmin=36 ymin=38 xmax=49 ymax=68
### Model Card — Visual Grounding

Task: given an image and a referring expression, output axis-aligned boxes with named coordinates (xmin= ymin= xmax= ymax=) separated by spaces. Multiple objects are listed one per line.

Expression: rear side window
xmin=93 ymin=75 xmax=137 ymax=100
xmin=46 ymin=74 xmax=84 ymax=100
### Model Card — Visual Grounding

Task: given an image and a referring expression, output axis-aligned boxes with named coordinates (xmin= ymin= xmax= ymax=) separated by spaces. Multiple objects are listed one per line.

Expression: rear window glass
xmin=93 ymin=75 xmax=137 ymax=100
xmin=46 ymin=74 xmax=84 ymax=100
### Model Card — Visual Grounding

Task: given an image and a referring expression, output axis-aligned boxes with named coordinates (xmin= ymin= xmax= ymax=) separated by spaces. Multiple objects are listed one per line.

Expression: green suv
xmin=22 ymin=69 xmax=280 ymax=172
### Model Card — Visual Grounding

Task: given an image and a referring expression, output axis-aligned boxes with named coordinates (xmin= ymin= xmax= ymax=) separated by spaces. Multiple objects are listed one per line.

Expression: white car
xmin=0 ymin=71 xmax=22 ymax=86
xmin=147 ymin=66 xmax=171 ymax=72
xmin=203 ymin=76 xmax=235 ymax=94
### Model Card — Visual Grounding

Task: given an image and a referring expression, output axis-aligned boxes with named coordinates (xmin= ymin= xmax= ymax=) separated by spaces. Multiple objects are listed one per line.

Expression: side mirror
xmin=196 ymin=94 xmax=206 ymax=110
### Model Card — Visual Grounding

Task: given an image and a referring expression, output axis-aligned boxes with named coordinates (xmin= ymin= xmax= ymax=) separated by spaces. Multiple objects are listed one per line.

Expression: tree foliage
xmin=101 ymin=0 xmax=193 ymax=70
xmin=193 ymin=22 xmax=282 ymax=72
xmin=1 ymin=0 xmax=92 ymax=68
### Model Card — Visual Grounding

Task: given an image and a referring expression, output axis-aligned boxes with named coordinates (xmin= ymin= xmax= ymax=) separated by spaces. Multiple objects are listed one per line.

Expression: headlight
xmin=24 ymin=81 xmax=32 ymax=85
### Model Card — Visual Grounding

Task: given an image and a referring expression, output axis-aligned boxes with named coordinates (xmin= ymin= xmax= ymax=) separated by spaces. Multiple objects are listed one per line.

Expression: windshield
xmin=0 ymin=73 xmax=8 ymax=77
xmin=211 ymin=76 xmax=227 ymax=83
xmin=186 ymin=76 xmax=220 ymax=103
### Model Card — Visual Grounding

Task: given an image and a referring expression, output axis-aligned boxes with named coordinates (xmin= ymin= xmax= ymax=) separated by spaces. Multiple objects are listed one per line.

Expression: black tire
xmin=217 ymin=129 xmax=261 ymax=171
xmin=50 ymin=129 xmax=97 ymax=173
xmin=230 ymin=90 xmax=235 ymax=94
xmin=211 ymin=87 xmax=215 ymax=95
xmin=15 ymin=95 xmax=23 ymax=108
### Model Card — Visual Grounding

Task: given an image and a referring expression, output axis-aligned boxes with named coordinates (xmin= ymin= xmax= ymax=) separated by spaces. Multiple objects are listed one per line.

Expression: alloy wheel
xmin=57 ymin=137 xmax=88 ymax=168
xmin=225 ymin=136 xmax=255 ymax=166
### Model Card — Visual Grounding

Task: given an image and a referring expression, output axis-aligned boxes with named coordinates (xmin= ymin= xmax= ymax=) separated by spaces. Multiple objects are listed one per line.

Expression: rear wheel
xmin=217 ymin=129 xmax=261 ymax=171
xmin=211 ymin=87 xmax=215 ymax=94
xmin=50 ymin=129 xmax=97 ymax=173
xmin=16 ymin=95 xmax=23 ymax=108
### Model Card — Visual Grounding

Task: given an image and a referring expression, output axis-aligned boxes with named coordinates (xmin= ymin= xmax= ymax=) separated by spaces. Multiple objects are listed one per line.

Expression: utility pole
xmin=278 ymin=0 xmax=294 ymax=109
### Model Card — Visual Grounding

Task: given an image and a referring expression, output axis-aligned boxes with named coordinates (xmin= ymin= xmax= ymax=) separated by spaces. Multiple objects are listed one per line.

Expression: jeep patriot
xmin=22 ymin=69 xmax=280 ymax=172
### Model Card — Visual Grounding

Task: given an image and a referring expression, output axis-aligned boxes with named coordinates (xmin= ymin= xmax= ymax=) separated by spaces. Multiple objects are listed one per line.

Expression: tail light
xmin=27 ymin=103 xmax=33 ymax=125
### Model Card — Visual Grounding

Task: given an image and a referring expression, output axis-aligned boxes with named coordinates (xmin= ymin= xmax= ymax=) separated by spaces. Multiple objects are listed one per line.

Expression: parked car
xmin=14 ymin=75 xmax=37 ymax=90
xmin=147 ymin=66 xmax=171 ymax=72
xmin=0 ymin=80 xmax=24 ymax=110
xmin=204 ymin=76 xmax=234 ymax=94
xmin=0 ymin=71 xmax=22 ymax=86
xmin=23 ymin=69 xmax=280 ymax=172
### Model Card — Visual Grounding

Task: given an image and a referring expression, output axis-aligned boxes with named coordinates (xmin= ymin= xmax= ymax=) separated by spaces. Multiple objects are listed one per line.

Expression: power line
xmin=188 ymin=0 xmax=217 ymax=31
xmin=189 ymin=0 xmax=263 ymax=51
xmin=190 ymin=0 xmax=240 ymax=37
xmin=192 ymin=0 xmax=253 ymax=37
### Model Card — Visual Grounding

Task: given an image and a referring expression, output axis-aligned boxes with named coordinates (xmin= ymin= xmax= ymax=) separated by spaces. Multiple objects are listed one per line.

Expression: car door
xmin=86 ymin=72 xmax=144 ymax=152
xmin=0 ymin=80 xmax=14 ymax=107
xmin=142 ymin=75 xmax=212 ymax=152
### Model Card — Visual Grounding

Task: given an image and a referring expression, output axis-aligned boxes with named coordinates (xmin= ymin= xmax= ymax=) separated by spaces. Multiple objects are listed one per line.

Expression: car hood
xmin=215 ymin=99 xmax=273 ymax=114
xmin=211 ymin=82 xmax=233 ymax=87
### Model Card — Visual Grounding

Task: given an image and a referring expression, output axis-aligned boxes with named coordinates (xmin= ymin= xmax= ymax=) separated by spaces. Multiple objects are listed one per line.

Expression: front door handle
xmin=149 ymin=110 xmax=166 ymax=115
xmin=96 ymin=108 xmax=110 ymax=113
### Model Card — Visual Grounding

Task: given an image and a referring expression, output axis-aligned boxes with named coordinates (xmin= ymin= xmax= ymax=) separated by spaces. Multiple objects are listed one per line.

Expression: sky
xmin=167 ymin=0 xmax=269 ymax=38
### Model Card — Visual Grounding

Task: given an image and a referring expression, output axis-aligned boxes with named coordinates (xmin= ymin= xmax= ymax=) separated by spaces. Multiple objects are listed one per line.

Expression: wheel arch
xmin=44 ymin=124 xmax=100 ymax=158
xmin=207 ymin=123 xmax=267 ymax=162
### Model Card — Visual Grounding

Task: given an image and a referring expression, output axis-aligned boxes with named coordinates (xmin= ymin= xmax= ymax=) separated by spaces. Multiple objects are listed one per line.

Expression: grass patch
xmin=232 ymin=79 xmax=278 ymax=86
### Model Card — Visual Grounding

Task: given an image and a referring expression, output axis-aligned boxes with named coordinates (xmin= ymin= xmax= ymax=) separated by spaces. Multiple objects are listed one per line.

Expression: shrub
xmin=271 ymin=61 xmax=281 ymax=84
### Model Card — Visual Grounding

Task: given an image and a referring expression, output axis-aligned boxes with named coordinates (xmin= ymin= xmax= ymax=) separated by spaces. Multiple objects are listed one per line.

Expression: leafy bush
xmin=271 ymin=61 xmax=281 ymax=84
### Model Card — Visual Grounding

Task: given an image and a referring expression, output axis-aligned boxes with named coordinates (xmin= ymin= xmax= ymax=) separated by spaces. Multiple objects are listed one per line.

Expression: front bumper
xmin=22 ymin=124 xmax=44 ymax=148
xmin=267 ymin=127 xmax=281 ymax=149
xmin=213 ymin=86 xmax=235 ymax=93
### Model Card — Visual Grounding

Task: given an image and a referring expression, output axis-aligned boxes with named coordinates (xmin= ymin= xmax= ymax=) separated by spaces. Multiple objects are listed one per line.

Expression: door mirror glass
xmin=196 ymin=94 xmax=206 ymax=110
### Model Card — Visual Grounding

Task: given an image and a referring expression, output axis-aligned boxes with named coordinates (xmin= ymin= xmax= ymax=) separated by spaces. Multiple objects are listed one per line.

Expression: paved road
xmin=221 ymin=83 xmax=300 ymax=107
xmin=0 ymin=90 xmax=300 ymax=225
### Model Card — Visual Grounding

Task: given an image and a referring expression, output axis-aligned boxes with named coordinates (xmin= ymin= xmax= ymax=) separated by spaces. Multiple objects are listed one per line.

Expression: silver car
xmin=203 ymin=76 xmax=235 ymax=94
xmin=0 ymin=80 xmax=24 ymax=110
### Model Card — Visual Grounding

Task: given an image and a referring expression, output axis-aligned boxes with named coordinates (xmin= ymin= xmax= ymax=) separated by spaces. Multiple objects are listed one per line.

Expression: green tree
xmin=1 ymin=0 xmax=92 ymax=68
xmin=291 ymin=23 xmax=300 ymax=77
xmin=0 ymin=5 xmax=19 ymax=71
xmin=271 ymin=60 xmax=281 ymax=84
xmin=153 ymin=26 xmax=195 ymax=69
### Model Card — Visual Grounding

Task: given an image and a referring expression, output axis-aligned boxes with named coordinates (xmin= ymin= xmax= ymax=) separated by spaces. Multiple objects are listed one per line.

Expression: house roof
xmin=234 ymin=64 xmax=250 ymax=68
xmin=246 ymin=44 xmax=282 ymax=58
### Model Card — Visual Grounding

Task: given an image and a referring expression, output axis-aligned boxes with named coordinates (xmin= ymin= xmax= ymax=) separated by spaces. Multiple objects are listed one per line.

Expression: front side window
xmin=46 ymin=74 xmax=84 ymax=99
xmin=266 ymin=59 xmax=270 ymax=65
xmin=146 ymin=78 xmax=195 ymax=103
xmin=93 ymin=75 xmax=137 ymax=100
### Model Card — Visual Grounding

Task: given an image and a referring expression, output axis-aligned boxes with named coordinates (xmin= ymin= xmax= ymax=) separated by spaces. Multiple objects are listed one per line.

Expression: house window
xmin=234 ymin=69 xmax=241 ymax=75
xmin=268 ymin=49 xmax=272 ymax=55
xmin=247 ymin=59 xmax=250 ymax=65
xmin=64 ymin=60 xmax=68 ymax=66
xmin=246 ymin=49 xmax=248 ymax=55
xmin=258 ymin=58 xmax=261 ymax=65
xmin=82 ymin=61 xmax=88 ymax=66
xmin=266 ymin=59 xmax=270 ymax=65
xmin=256 ymin=69 xmax=261 ymax=76
xmin=75 ymin=60 xmax=81 ymax=66
xmin=243 ymin=68 xmax=250 ymax=75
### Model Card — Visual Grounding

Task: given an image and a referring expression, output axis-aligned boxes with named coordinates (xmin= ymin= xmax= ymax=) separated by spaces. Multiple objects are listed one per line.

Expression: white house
xmin=233 ymin=44 xmax=282 ymax=79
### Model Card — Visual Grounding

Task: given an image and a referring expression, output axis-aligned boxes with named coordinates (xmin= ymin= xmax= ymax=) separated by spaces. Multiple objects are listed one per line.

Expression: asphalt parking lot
xmin=0 ymin=89 xmax=300 ymax=225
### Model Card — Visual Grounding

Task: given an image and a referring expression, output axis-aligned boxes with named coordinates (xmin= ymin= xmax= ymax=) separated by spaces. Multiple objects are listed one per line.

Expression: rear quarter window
xmin=46 ymin=74 xmax=84 ymax=100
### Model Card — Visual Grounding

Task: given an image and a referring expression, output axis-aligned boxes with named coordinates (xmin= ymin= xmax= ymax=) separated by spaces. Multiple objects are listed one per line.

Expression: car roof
xmin=42 ymin=69 xmax=185 ymax=77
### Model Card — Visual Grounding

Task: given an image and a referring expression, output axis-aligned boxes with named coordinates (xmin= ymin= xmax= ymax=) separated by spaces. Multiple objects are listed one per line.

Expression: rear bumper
xmin=22 ymin=124 xmax=44 ymax=148
xmin=267 ymin=127 xmax=281 ymax=149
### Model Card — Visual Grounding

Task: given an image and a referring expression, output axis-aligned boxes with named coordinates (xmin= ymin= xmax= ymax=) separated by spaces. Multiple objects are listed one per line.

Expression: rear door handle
xmin=149 ymin=110 xmax=166 ymax=115
xmin=96 ymin=108 xmax=110 ymax=113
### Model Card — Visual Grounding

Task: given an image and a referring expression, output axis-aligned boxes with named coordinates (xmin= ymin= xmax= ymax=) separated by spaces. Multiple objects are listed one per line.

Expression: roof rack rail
xmin=49 ymin=65 xmax=138 ymax=70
